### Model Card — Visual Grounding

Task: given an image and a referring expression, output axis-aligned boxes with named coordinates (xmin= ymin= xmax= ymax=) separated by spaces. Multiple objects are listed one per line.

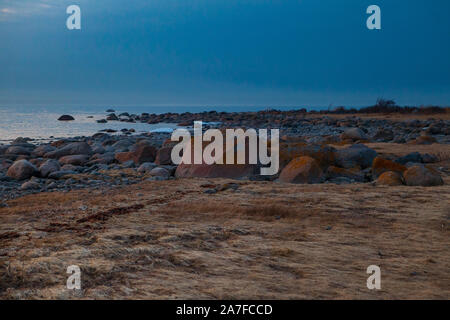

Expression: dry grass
xmin=308 ymin=111 xmax=450 ymax=121
xmin=0 ymin=174 xmax=449 ymax=299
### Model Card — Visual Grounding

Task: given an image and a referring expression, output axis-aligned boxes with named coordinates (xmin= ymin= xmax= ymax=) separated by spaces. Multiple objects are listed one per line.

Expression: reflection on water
xmin=0 ymin=106 xmax=181 ymax=142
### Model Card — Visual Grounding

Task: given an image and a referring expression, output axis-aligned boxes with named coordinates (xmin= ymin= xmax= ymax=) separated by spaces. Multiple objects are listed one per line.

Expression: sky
xmin=0 ymin=0 xmax=449 ymax=108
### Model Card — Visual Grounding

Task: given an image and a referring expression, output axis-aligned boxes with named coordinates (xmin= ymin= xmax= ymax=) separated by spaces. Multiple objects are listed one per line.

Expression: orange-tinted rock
xmin=115 ymin=145 xmax=157 ymax=165
xmin=174 ymin=136 xmax=258 ymax=179
xmin=175 ymin=163 xmax=256 ymax=179
xmin=376 ymin=171 xmax=404 ymax=186
xmin=278 ymin=156 xmax=323 ymax=184
xmin=279 ymin=142 xmax=336 ymax=170
xmin=372 ymin=157 xmax=407 ymax=178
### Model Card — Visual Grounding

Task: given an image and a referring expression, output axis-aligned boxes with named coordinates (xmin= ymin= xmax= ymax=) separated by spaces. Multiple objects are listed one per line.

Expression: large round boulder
xmin=6 ymin=160 xmax=39 ymax=180
xmin=278 ymin=156 xmax=323 ymax=184
xmin=403 ymin=165 xmax=444 ymax=186
xmin=335 ymin=144 xmax=377 ymax=169
xmin=376 ymin=171 xmax=404 ymax=186
xmin=174 ymin=137 xmax=259 ymax=180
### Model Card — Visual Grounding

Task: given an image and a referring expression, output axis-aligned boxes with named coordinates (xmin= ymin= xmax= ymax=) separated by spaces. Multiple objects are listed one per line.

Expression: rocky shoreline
xmin=1 ymin=109 xmax=449 ymax=203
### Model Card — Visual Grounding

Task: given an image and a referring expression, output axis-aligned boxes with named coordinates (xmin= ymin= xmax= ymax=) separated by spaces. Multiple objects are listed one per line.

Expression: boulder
xmin=20 ymin=181 xmax=41 ymax=190
xmin=335 ymin=144 xmax=377 ymax=169
xmin=87 ymin=152 xmax=116 ymax=165
xmin=115 ymin=145 xmax=157 ymax=165
xmin=106 ymin=113 xmax=119 ymax=121
xmin=32 ymin=145 xmax=56 ymax=157
xmin=45 ymin=142 xmax=93 ymax=159
xmin=372 ymin=157 xmax=407 ymax=178
xmin=174 ymin=138 xmax=258 ymax=180
xmin=325 ymin=166 xmax=365 ymax=182
xmin=175 ymin=162 xmax=256 ymax=179
xmin=0 ymin=145 xmax=9 ymax=155
xmin=155 ymin=146 xmax=173 ymax=165
xmin=137 ymin=162 xmax=157 ymax=173
xmin=6 ymin=146 xmax=31 ymax=156
xmin=340 ymin=128 xmax=368 ymax=141
xmin=149 ymin=167 xmax=170 ymax=178
xmin=6 ymin=160 xmax=39 ymax=180
xmin=278 ymin=156 xmax=323 ymax=184
xmin=91 ymin=145 xmax=106 ymax=154
xmin=403 ymin=165 xmax=444 ymax=186
xmin=59 ymin=154 xmax=90 ymax=166
xmin=396 ymin=152 xmax=422 ymax=165
xmin=110 ymin=139 xmax=135 ymax=152
xmin=58 ymin=115 xmax=75 ymax=121
xmin=421 ymin=153 xmax=439 ymax=163
xmin=376 ymin=171 xmax=404 ymax=186
xmin=279 ymin=143 xmax=336 ymax=170
xmin=39 ymin=159 xmax=61 ymax=178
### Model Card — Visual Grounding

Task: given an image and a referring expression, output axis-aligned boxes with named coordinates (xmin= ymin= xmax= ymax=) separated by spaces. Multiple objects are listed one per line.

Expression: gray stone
xmin=45 ymin=142 xmax=92 ymax=159
xmin=48 ymin=170 xmax=76 ymax=180
xmin=335 ymin=144 xmax=377 ymax=169
xmin=39 ymin=159 xmax=61 ymax=178
xmin=149 ymin=167 xmax=170 ymax=178
xmin=340 ymin=128 xmax=368 ymax=141
xmin=137 ymin=162 xmax=157 ymax=173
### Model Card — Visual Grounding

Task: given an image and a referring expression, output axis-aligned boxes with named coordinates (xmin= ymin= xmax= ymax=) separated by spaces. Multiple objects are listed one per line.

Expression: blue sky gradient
xmin=0 ymin=0 xmax=449 ymax=107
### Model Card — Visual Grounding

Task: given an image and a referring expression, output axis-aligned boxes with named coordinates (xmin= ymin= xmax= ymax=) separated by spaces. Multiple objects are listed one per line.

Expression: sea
xmin=0 ymin=105 xmax=325 ymax=143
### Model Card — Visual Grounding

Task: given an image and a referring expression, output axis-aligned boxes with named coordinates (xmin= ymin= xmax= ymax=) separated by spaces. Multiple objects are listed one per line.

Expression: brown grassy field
xmin=1 ymin=167 xmax=449 ymax=299
xmin=308 ymin=110 xmax=450 ymax=121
